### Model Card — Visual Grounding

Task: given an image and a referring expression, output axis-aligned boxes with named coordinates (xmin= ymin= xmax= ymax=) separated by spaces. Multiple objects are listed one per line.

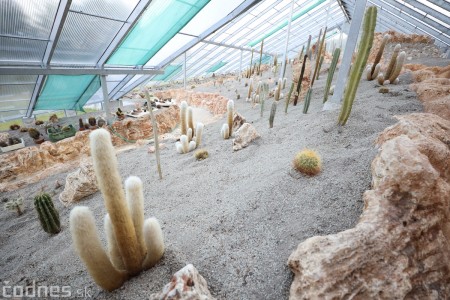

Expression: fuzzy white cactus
xmin=221 ymin=124 xmax=230 ymax=139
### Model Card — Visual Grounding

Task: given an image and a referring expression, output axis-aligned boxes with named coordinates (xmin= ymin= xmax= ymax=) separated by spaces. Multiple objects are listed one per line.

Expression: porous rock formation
xmin=233 ymin=123 xmax=260 ymax=151
xmin=154 ymin=89 xmax=229 ymax=115
xmin=149 ymin=264 xmax=215 ymax=300
xmin=0 ymin=106 xmax=179 ymax=192
xmin=406 ymin=64 xmax=450 ymax=121
xmin=59 ymin=160 xmax=98 ymax=205
xmin=288 ymin=113 xmax=450 ymax=299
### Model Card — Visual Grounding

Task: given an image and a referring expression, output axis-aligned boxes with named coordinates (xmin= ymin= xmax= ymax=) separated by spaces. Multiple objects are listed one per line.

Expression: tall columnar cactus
xmin=221 ymin=124 xmax=230 ymax=139
xmin=227 ymin=100 xmax=234 ymax=137
xmin=195 ymin=122 xmax=204 ymax=147
xmin=282 ymin=78 xmax=287 ymax=89
xmin=180 ymin=101 xmax=188 ymax=135
xmin=323 ymin=48 xmax=341 ymax=103
xmin=316 ymin=56 xmax=324 ymax=80
xmin=275 ymin=78 xmax=282 ymax=101
xmin=142 ymin=88 xmax=162 ymax=179
xmin=367 ymin=34 xmax=389 ymax=81
xmin=187 ymin=107 xmax=194 ymax=140
xmin=338 ymin=6 xmax=377 ymax=126
xmin=246 ymin=78 xmax=254 ymax=102
xmin=269 ymin=101 xmax=277 ymax=128
xmin=298 ymin=45 xmax=305 ymax=63
xmin=384 ymin=44 xmax=401 ymax=80
xmin=303 ymin=88 xmax=313 ymax=114
xmin=306 ymin=35 xmax=312 ymax=59
xmin=285 ymin=82 xmax=295 ymax=113
xmin=387 ymin=51 xmax=406 ymax=83
xmin=248 ymin=48 xmax=254 ymax=78
xmin=311 ymin=27 xmax=327 ymax=87
xmin=294 ymin=54 xmax=308 ymax=106
xmin=258 ymin=40 xmax=264 ymax=75
xmin=70 ymin=129 xmax=164 ymax=291
xmin=34 ymin=193 xmax=61 ymax=234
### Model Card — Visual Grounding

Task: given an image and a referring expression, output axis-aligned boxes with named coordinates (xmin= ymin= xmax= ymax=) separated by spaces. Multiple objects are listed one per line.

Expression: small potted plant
xmin=97 ymin=118 xmax=106 ymax=128
xmin=88 ymin=117 xmax=97 ymax=129
xmin=28 ymin=128 xmax=45 ymax=144
xmin=0 ymin=136 xmax=25 ymax=152
xmin=35 ymin=120 xmax=44 ymax=126
xmin=9 ymin=124 xmax=20 ymax=130
xmin=78 ymin=118 xmax=85 ymax=131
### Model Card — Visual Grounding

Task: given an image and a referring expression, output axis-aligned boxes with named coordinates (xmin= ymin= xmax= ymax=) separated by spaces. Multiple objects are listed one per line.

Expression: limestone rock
xmin=0 ymin=132 xmax=9 ymax=143
xmin=149 ymin=264 xmax=215 ymax=300
xmin=232 ymin=112 xmax=246 ymax=131
xmin=233 ymin=123 xmax=260 ymax=151
xmin=59 ymin=161 xmax=98 ymax=205
xmin=288 ymin=113 xmax=450 ymax=299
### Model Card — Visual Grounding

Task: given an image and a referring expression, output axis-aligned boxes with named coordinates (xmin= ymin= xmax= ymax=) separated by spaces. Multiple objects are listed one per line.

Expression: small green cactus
xmin=34 ymin=193 xmax=61 ymax=234
xmin=293 ymin=149 xmax=322 ymax=176
xmin=28 ymin=128 xmax=41 ymax=140
xmin=5 ymin=197 xmax=24 ymax=216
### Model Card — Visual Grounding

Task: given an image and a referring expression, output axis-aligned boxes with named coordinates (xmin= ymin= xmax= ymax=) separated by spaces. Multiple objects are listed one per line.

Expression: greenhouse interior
xmin=1 ymin=0 xmax=449 ymax=299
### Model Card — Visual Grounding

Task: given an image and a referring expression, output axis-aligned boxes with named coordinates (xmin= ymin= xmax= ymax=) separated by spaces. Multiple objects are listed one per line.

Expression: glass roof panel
xmin=0 ymin=84 xmax=34 ymax=102
xmin=146 ymin=34 xmax=196 ymax=66
xmin=70 ymin=0 xmax=140 ymax=21
xmin=0 ymin=0 xmax=58 ymax=39
xmin=0 ymin=100 xmax=29 ymax=111
xmin=0 ymin=36 xmax=47 ymax=63
xmin=0 ymin=75 xmax=37 ymax=84
xmin=107 ymin=0 xmax=210 ymax=66
xmin=51 ymin=12 xmax=125 ymax=65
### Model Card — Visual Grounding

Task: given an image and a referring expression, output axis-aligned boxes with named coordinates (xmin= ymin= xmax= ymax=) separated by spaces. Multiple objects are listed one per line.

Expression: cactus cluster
xmin=70 ymin=129 xmax=164 ymax=291
xmin=338 ymin=6 xmax=377 ymax=126
xmin=293 ymin=149 xmax=322 ymax=176
xmin=35 ymin=193 xmax=61 ymax=234
xmin=176 ymin=101 xmax=204 ymax=154
xmin=377 ymin=44 xmax=405 ymax=85
xmin=366 ymin=34 xmax=389 ymax=81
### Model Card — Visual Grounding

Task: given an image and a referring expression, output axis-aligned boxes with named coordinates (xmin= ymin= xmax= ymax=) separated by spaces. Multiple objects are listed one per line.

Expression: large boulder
xmin=149 ymin=264 xmax=215 ymax=300
xmin=59 ymin=160 xmax=98 ymax=205
xmin=288 ymin=113 xmax=450 ymax=299
xmin=232 ymin=123 xmax=260 ymax=151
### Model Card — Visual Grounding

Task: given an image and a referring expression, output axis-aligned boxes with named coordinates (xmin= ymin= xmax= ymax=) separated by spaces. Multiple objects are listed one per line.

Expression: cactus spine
xmin=323 ymin=48 xmax=341 ymax=103
xmin=70 ymin=129 xmax=165 ymax=291
xmin=285 ymin=82 xmax=295 ymax=113
xmin=294 ymin=54 xmax=308 ymax=106
xmin=367 ymin=34 xmax=389 ymax=81
xmin=338 ymin=6 xmax=377 ymax=126
xmin=269 ymin=101 xmax=277 ymax=128
xmin=34 ymin=193 xmax=61 ymax=234
xmin=227 ymin=100 xmax=234 ymax=137
xmin=180 ymin=101 xmax=188 ymax=135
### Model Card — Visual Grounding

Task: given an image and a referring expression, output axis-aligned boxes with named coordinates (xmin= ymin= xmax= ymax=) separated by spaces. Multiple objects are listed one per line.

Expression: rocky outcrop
xmin=288 ymin=113 xmax=450 ymax=299
xmin=233 ymin=123 xmax=260 ymax=151
xmin=154 ymin=89 xmax=229 ymax=115
xmin=149 ymin=264 xmax=215 ymax=300
xmin=407 ymin=64 xmax=450 ymax=121
xmin=0 ymin=106 xmax=179 ymax=192
xmin=291 ymin=58 xmax=312 ymax=103
xmin=232 ymin=112 xmax=246 ymax=132
xmin=59 ymin=161 xmax=98 ymax=205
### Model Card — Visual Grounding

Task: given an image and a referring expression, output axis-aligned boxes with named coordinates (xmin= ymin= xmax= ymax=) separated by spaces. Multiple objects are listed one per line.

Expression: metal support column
xmin=279 ymin=0 xmax=295 ymax=80
xmin=100 ymin=75 xmax=111 ymax=123
xmin=183 ymin=52 xmax=187 ymax=89
xmin=323 ymin=0 xmax=367 ymax=111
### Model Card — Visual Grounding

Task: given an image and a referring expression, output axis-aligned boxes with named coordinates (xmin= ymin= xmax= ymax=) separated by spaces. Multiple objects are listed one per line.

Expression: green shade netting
xmin=153 ymin=65 xmax=182 ymax=81
xmin=252 ymin=55 xmax=271 ymax=65
xmin=248 ymin=0 xmax=327 ymax=47
xmin=107 ymin=0 xmax=210 ymax=66
xmin=206 ymin=61 xmax=227 ymax=73
xmin=35 ymin=75 xmax=100 ymax=111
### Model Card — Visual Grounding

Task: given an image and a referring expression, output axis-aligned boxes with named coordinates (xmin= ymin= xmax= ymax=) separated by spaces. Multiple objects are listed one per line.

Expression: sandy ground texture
xmin=0 ymin=42 xmax=443 ymax=300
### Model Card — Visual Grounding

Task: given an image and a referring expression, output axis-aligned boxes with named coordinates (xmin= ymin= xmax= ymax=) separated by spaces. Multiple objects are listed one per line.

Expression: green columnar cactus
xmin=303 ymin=87 xmax=313 ymax=114
xmin=323 ymin=48 xmax=341 ymax=103
xmin=367 ymin=34 xmax=389 ymax=81
xmin=285 ymin=82 xmax=295 ymax=113
xmin=294 ymin=54 xmax=308 ymax=106
xmin=269 ymin=101 xmax=277 ymax=128
xmin=338 ymin=6 xmax=377 ymax=126
xmin=70 ymin=129 xmax=164 ymax=291
xmin=258 ymin=40 xmax=264 ymax=75
xmin=384 ymin=44 xmax=401 ymax=79
xmin=311 ymin=27 xmax=327 ymax=87
xmin=180 ymin=101 xmax=188 ymax=135
xmin=387 ymin=51 xmax=406 ymax=83
xmin=313 ymin=29 xmax=322 ymax=60
xmin=34 ymin=193 xmax=61 ymax=234
xmin=282 ymin=78 xmax=287 ymax=89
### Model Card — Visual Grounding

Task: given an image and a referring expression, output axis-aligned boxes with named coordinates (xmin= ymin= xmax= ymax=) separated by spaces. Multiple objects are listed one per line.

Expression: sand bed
xmin=0 ymin=57 xmax=426 ymax=299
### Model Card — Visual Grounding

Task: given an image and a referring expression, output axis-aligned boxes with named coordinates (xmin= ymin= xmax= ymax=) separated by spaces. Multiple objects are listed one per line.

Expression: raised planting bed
xmin=1 ymin=138 xmax=25 ymax=153
xmin=47 ymin=125 xmax=76 ymax=142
